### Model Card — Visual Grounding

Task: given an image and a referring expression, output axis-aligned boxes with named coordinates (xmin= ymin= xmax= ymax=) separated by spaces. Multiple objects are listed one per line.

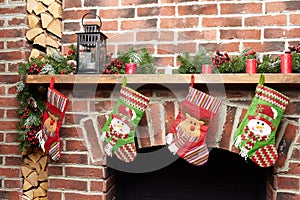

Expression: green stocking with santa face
xmin=101 ymin=78 xmax=150 ymax=163
xmin=233 ymin=75 xmax=289 ymax=167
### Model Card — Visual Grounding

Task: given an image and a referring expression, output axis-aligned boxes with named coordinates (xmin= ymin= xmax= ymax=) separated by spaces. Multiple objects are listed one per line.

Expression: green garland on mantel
xmin=17 ymin=44 xmax=300 ymax=151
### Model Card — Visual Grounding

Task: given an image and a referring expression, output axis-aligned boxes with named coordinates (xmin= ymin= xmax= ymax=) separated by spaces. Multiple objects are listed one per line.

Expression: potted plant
xmin=177 ymin=48 xmax=213 ymax=74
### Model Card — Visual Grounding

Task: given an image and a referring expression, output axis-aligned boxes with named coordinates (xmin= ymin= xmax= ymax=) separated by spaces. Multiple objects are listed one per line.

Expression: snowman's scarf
xmin=106 ymin=124 xmax=129 ymax=147
xmin=241 ymin=126 xmax=269 ymax=151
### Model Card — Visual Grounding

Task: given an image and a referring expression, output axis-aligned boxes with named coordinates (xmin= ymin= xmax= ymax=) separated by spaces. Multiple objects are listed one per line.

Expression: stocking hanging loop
xmin=122 ymin=76 xmax=127 ymax=87
xmin=50 ymin=77 xmax=55 ymax=89
xmin=190 ymin=74 xmax=195 ymax=88
xmin=259 ymin=74 xmax=265 ymax=85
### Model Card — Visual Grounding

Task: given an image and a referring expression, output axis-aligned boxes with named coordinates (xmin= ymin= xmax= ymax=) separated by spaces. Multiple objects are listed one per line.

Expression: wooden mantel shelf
xmin=24 ymin=74 xmax=300 ymax=84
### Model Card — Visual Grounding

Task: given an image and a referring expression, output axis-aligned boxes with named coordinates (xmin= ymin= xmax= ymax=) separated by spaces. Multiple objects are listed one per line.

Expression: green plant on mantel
xmin=288 ymin=44 xmax=300 ymax=72
xmin=104 ymin=47 xmax=156 ymax=74
xmin=177 ymin=48 xmax=213 ymax=74
xmin=257 ymin=55 xmax=280 ymax=73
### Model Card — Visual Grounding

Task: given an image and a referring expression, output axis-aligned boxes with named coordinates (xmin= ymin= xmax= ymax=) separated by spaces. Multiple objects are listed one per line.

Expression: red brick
xmin=137 ymin=113 xmax=151 ymax=148
xmin=201 ymin=42 xmax=240 ymax=53
xmin=0 ymin=51 xmax=23 ymax=61
xmin=100 ymin=8 xmax=134 ymax=19
xmin=66 ymin=140 xmax=87 ymax=151
xmin=0 ymin=132 xmax=3 ymax=142
xmin=242 ymin=42 xmax=284 ymax=52
xmin=85 ymin=0 xmax=118 ymax=6
xmin=62 ymin=33 xmax=77 ymax=44
xmin=0 ymin=120 xmax=19 ymax=131
xmin=58 ymin=153 xmax=88 ymax=164
xmin=8 ymin=17 xmax=27 ymax=26
xmin=178 ymin=4 xmax=217 ymax=15
xmin=286 ymin=28 xmax=300 ymax=38
xmin=266 ymin=1 xmax=300 ymax=12
xmin=6 ymin=109 xmax=18 ymax=118
xmin=219 ymin=107 xmax=237 ymax=150
xmin=160 ymin=17 xmax=198 ymax=28
xmin=92 ymin=100 xmax=116 ymax=112
xmin=48 ymin=165 xmax=63 ymax=176
xmin=221 ymin=3 xmax=262 ymax=14
xmin=63 ymin=22 xmax=80 ymax=32
xmin=63 ymin=0 xmax=81 ymax=8
xmin=65 ymin=166 xmax=105 ymax=178
xmin=290 ymin=14 xmax=300 ymax=25
xmin=138 ymin=6 xmax=175 ymax=17
xmin=48 ymin=192 xmax=62 ymax=200
xmin=137 ymin=31 xmax=174 ymax=41
xmin=90 ymin=180 xmax=104 ymax=191
xmin=49 ymin=178 xmax=87 ymax=191
xmin=264 ymin=28 xmax=285 ymax=39
xmin=164 ymin=101 xmax=175 ymax=132
xmin=65 ymin=193 xmax=105 ymax=200
xmin=276 ymin=193 xmax=300 ymax=200
xmin=7 ymin=63 xmax=19 ymax=73
xmin=63 ymin=10 xmax=96 ymax=20
xmin=121 ymin=18 xmax=157 ymax=30
xmin=7 ymin=191 xmax=22 ymax=200
xmin=8 ymin=85 xmax=17 ymax=94
xmin=0 ymin=29 xmax=23 ymax=38
xmin=0 ymin=86 xmax=4 ymax=95
xmin=0 ymin=41 xmax=4 ymax=49
xmin=154 ymin=56 xmax=174 ymax=67
xmin=178 ymin=30 xmax=216 ymax=41
xmin=60 ymin=127 xmax=83 ymax=138
xmin=220 ymin=29 xmax=261 ymax=40
xmin=0 ymin=75 xmax=20 ymax=83
xmin=67 ymin=100 xmax=88 ymax=112
xmin=0 ymin=6 xmax=26 ymax=14
xmin=277 ymin=123 xmax=299 ymax=167
xmin=4 ymin=179 xmax=22 ymax=188
xmin=5 ymin=132 xmax=18 ymax=143
xmin=101 ymin=20 xmax=118 ymax=31
xmin=5 ymin=156 xmax=22 ymax=166
xmin=64 ymin=113 xmax=88 ymax=124
xmin=0 ymin=167 xmax=20 ymax=178
xmin=157 ymin=43 xmax=196 ymax=54
xmin=83 ymin=119 xmax=104 ymax=161
xmin=148 ymin=102 xmax=164 ymax=146
xmin=121 ymin=0 xmax=158 ymax=6
xmin=202 ymin=17 xmax=242 ymax=27
xmin=277 ymin=176 xmax=299 ymax=190
xmin=0 ymin=19 xmax=4 ymax=27
xmin=245 ymin=15 xmax=286 ymax=26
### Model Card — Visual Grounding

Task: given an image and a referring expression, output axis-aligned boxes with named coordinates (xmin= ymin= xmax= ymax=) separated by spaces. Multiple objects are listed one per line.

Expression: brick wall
xmin=0 ymin=0 xmax=28 ymax=199
xmin=62 ymin=0 xmax=300 ymax=66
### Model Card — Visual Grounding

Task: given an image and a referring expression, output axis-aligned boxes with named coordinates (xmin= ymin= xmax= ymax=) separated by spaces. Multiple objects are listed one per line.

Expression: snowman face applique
xmin=111 ymin=116 xmax=131 ymax=135
xmin=247 ymin=118 xmax=272 ymax=137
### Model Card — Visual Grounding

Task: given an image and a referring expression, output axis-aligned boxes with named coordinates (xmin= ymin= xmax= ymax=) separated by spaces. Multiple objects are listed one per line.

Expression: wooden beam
xmin=24 ymin=74 xmax=300 ymax=84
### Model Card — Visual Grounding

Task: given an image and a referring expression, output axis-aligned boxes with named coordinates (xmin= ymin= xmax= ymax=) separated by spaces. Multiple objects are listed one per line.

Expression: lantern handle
xmin=81 ymin=12 xmax=102 ymax=30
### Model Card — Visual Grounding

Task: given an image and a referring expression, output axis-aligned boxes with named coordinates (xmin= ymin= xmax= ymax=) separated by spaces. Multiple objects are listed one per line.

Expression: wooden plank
xmin=24 ymin=74 xmax=300 ymax=84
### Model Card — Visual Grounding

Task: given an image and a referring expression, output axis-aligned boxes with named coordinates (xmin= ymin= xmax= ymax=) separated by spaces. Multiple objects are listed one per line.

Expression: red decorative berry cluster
xmin=25 ymin=127 xmax=40 ymax=147
xmin=104 ymin=53 xmax=125 ymax=74
xmin=211 ymin=50 xmax=230 ymax=68
xmin=244 ymin=51 xmax=256 ymax=59
xmin=288 ymin=43 xmax=300 ymax=53
xmin=28 ymin=63 xmax=44 ymax=74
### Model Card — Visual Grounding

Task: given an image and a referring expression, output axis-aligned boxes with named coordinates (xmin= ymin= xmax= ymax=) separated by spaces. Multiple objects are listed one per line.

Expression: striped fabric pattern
xmin=251 ymin=144 xmax=278 ymax=167
xmin=186 ymin=87 xmax=222 ymax=113
xmin=115 ymin=143 xmax=137 ymax=163
xmin=183 ymin=144 xmax=209 ymax=166
xmin=47 ymin=88 xmax=68 ymax=113
xmin=255 ymin=85 xmax=289 ymax=110
xmin=49 ymin=141 xmax=60 ymax=161
xmin=120 ymin=86 xmax=150 ymax=112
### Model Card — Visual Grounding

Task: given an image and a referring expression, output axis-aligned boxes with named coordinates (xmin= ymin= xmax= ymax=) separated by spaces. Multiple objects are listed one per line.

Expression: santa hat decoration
xmin=248 ymin=104 xmax=277 ymax=130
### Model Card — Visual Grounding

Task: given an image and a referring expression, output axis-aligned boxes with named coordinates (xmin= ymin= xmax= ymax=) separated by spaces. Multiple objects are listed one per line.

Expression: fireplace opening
xmin=115 ymin=148 xmax=267 ymax=200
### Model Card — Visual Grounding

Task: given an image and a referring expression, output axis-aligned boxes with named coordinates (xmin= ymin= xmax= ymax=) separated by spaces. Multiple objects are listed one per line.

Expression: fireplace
xmin=115 ymin=148 xmax=267 ymax=200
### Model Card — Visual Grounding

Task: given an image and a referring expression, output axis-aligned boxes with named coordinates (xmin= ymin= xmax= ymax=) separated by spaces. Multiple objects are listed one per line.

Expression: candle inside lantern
xmin=246 ymin=59 xmax=257 ymax=74
xmin=280 ymin=52 xmax=292 ymax=73
xmin=202 ymin=64 xmax=212 ymax=74
xmin=125 ymin=63 xmax=137 ymax=74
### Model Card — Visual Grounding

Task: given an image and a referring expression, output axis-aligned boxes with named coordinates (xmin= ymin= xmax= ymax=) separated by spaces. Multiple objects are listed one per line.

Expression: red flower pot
xmin=280 ymin=54 xmax=292 ymax=73
xmin=202 ymin=64 xmax=212 ymax=74
xmin=125 ymin=63 xmax=137 ymax=74
xmin=246 ymin=59 xmax=257 ymax=74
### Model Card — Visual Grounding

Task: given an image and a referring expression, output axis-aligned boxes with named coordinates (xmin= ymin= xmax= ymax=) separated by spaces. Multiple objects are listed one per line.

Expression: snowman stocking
xmin=233 ymin=75 xmax=289 ymax=167
xmin=166 ymin=83 xmax=222 ymax=166
xmin=36 ymin=77 xmax=69 ymax=161
xmin=101 ymin=78 xmax=150 ymax=162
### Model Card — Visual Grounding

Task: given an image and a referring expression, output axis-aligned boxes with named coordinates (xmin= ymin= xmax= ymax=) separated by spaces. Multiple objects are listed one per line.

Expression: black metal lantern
xmin=76 ymin=13 xmax=108 ymax=73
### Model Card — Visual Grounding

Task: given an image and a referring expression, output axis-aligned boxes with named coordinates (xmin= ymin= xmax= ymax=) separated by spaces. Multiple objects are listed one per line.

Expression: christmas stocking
xmin=101 ymin=77 xmax=150 ymax=162
xmin=233 ymin=74 xmax=289 ymax=167
xmin=36 ymin=77 xmax=69 ymax=161
xmin=166 ymin=79 xmax=222 ymax=166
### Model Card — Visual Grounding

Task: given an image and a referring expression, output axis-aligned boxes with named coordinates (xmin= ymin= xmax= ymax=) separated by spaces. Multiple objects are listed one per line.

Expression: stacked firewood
xmin=26 ymin=0 xmax=62 ymax=58
xmin=22 ymin=148 xmax=49 ymax=200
